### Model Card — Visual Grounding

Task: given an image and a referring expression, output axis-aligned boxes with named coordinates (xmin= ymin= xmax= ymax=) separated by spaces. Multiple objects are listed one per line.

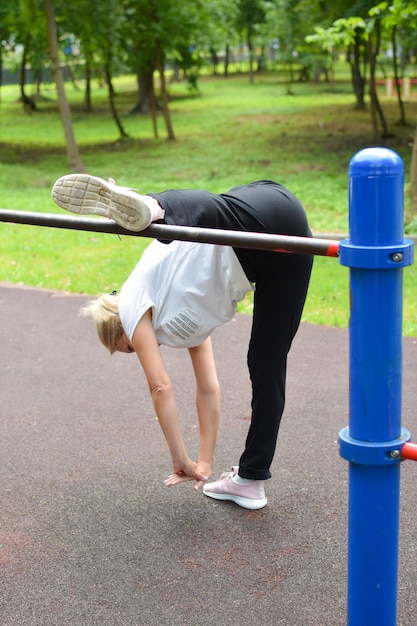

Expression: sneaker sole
xmin=203 ymin=490 xmax=267 ymax=510
xmin=52 ymin=174 xmax=152 ymax=232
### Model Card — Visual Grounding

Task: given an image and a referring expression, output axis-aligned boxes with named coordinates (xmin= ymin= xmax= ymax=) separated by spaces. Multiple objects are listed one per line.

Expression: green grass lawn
xmin=0 ymin=69 xmax=416 ymax=334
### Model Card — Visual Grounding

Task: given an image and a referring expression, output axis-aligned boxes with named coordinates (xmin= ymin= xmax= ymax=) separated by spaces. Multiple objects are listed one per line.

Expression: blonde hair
xmin=80 ymin=293 xmax=123 ymax=354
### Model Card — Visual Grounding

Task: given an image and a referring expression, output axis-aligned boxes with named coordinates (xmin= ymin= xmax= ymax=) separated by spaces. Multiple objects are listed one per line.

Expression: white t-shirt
xmin=118 ymin=240 xmax=254 ymax=348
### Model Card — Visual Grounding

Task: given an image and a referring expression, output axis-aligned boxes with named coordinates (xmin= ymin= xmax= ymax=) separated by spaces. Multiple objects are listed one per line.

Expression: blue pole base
xmin=339 ymin=428 xmax=411 ymax=626
xmin=346 ymin=463 xmax=401 ymax=626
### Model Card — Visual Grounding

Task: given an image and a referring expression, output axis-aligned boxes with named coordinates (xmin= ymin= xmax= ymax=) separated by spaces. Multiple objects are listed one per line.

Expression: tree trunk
xmin=20 ymin=40 xmax=36 ymax=111
xmin=84 ymin=62 xmax=92 ymax=112
xmin=45 ymin=0 xmax=85 ymax=172
xmin=410 ymin=125 xmax=417 ymax=214
xmin=104 ymin=62 xmax=129 ymax=140
xmin=155 ymin=39 xmax=175 ymax=141
xmin=131 ymin=66 xmax=158 ymax=137
xmin=247 ymin=28 xmax=254 ymax=84
xmin=391 ymin=25 xmax=406 ymax=126
xmin=224 ymin=42 xmax=230 ymax=77
xmin=367 ymin=41 xmax=378 ymax=138
xmin=149 ymin=72 xmax=158 ymax=139
xmin=368 ymin=20 xmax=390 ymax=139
xmin=130 ymin=68 xmax=156 ymax=114
xmin=349 ymin=34 xmax=366 ymax=109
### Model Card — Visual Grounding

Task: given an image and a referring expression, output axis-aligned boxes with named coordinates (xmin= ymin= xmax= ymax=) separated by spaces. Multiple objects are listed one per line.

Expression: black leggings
xmin=151 ymin=181 xmax=313 ymax=480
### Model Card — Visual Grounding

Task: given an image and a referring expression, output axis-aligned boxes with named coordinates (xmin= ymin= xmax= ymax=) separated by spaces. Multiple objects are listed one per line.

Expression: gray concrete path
xmin=1 ymin=284 xmax=416 ymax=625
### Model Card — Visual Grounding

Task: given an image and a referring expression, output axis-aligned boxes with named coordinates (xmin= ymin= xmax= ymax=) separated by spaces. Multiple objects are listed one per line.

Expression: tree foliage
xmin=1 ymin=0 xmax=417 ymax=193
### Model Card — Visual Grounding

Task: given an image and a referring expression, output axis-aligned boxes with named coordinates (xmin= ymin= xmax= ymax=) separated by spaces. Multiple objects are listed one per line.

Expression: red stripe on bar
xmin=401 ymin=442 xmax=417 ymax=461
xmin=326 ymin=242 xmax=340 ymax=257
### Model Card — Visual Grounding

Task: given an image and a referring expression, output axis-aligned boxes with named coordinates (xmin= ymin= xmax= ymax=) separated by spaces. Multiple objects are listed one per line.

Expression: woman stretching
xmin=52 ymin=175 xmax=313 ymax=510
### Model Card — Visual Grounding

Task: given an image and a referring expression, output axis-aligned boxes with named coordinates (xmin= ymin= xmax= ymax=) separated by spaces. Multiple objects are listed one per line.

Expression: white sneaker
xmin=52 ymin=173 xmax=153 ymax=231
xmin=203 ymin=466 xmax=267 ymax=510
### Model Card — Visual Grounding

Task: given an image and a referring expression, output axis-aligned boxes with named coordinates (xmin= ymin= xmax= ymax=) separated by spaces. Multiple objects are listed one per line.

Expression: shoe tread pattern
xmin=52 ymin=174 xmax=151 ymax=231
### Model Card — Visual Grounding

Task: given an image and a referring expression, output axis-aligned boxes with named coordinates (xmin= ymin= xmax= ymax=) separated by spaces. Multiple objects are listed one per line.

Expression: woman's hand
xmin=164 ymin=460 xmax=212 ymax=491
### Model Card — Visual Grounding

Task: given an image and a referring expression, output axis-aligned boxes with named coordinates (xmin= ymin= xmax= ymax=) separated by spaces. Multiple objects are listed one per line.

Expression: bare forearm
xmin=196 ymin=389 xmax=220 ymax=465
xmin=188 ymin=339 xmax=220 ymax=475
xmin=152 ymin=386 xmax=188 ymax=465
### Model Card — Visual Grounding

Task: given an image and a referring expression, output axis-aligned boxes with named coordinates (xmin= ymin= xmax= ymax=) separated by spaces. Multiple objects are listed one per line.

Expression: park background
xmin=2 ymin=5 xmax=417 ymax=625
xmin=0 ymin=0 xmax=416 ymax=334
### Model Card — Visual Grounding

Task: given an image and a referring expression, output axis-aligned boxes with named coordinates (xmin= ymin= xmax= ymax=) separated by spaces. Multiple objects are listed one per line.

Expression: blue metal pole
xmin=339 ymin=148 xmax=414 ymax=625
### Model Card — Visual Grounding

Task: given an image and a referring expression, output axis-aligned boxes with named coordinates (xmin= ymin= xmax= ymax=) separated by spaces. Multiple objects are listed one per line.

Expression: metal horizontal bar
xmin=0 ymin=209 xmax=340 ymax=257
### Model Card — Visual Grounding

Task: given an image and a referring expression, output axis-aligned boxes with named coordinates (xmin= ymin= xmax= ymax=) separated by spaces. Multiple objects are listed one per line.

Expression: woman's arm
xmin=131 ymin=309 xmax=207 ymax=482
xmin=164 ymin=338 xmax=220 ymax=490
xmin=190 ymin=338 xmax=220 ymax=485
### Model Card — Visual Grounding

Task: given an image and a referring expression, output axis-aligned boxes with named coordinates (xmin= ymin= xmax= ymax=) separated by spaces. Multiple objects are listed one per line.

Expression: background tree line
xmin=1 ymin=0 xmax=417 ymax=205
